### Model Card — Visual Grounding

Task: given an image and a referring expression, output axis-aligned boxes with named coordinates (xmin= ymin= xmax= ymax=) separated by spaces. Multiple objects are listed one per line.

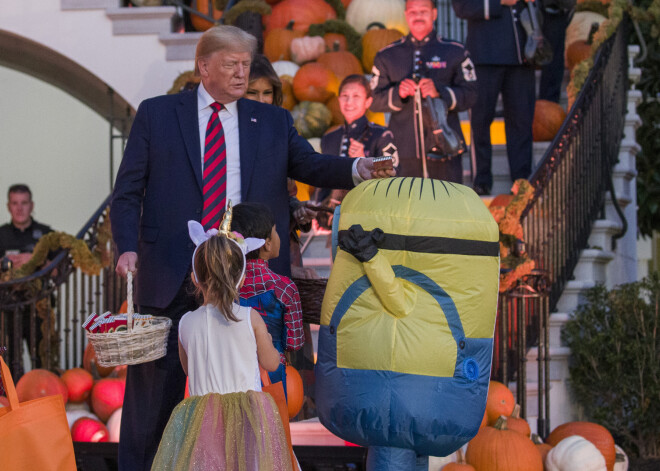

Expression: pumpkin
xmin=345 ymin=0 xmax=408 ymax=35
xmin=316 ymin=42 xmax=364 ymax=80
xmin=325 ymin=95 xmax=344 ymax=125
xmin=308 ymin=19 xmax=363 ymax=60
xmin=546 ymin=436 xmax=607 ymax=471
xmin=507 ymin=404 xmax=531 ymax=437
xmin=264 ymin=0 xmax=337 ymax=34
xmin=71 ymin=417 xmax=109 ymax=442
xmin=280 ymin=75 xmax=298 ymax=111
xmin=532 ymin=99 xmax=567 ymax=142
xmin=307 ymin=137 xmax=322 ymax=152
xmin=361 ymin=22 xmax=405 ymax=72
xmin=190 ymin=0 xmax=223 ymax=32
xmin=290 ymin=36 xmax=327 ymax=65
xmin=272 ymin=60 xmax=300 ymax=78
xmin=83 ymin=342 xmax=115 ymax=378
xmin=324 ymin=32 xmax=348 ymax=51
xmin=285 ymin=365 xmax=304 ymax=418
xmin=264 ymin=20 xmax=305 ymax=62
xmin=292 ymin=101 xmax=333 ymax=139
xmin=106 ymin=407 xmax=122 ymax=442
xmin=111 ymin=364 xmax=128 ymax=380
xmin=466 ymin=417 xmax=544 ymax=471
xmin=91 ymin=378 xmax=126 ymax=422
xmin=61 ymin=368 xmax=94 ymax=403
xmin=0 ymin=396 xmax=9 ymax=407
xmin=15 ymin=368 xmax=68 ymax=405
xmin=566 ymin=21 xmax=599 ymax=70
xmin=293 ymin=63 xmax=339 ymax=103
xmin=531 ymin=433 xmax=553 ymax=464
xmin=547 ymin=422 xmax=616 ymax=471
xmin=485 ymin=380 xmax=515 ymax=425
xmin=443 ymin=449 xmax=476 ymax=471
xmin=613 ymin=445 xmax=628 ymax=471
xmin=365 ymin=109 xmax=387 ymax=126
xmin=66 ymin=408 xmax=99 ymax=429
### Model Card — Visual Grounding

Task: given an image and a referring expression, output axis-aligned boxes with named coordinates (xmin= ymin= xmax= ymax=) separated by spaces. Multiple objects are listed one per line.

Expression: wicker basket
xmin=86 ymin=272 xmax=171 ymax=368
xmin=292 ymin=277 xmax=328 ymax=325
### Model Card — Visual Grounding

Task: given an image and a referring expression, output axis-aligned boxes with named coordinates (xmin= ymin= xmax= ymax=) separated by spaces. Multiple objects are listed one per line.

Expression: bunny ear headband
xmin=188 ymin=200 xmax=265 ymax=288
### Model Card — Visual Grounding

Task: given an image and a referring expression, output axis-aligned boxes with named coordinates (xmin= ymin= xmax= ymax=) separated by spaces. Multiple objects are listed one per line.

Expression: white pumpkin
xmin=106 ymin=407 xmax=122 ymax=442
xmin=66 ymin=410 xmax=100 ymax=430
xmin=272 ymin=60 xmax=300 ymax=78
xmin=290 ymin=36 xmax=326 ymax=65
xmin=565 ymin=11 xmax=607 ymax=49
xmin=613 ymin=444 xmax=629 ymax=471
xmin=546 ymin=435 xmax=607 ymax=471
xmin=307 ymin=137 xmax=321 ymax=153
xmin=346 ymin=0 xmax=409 ymax=36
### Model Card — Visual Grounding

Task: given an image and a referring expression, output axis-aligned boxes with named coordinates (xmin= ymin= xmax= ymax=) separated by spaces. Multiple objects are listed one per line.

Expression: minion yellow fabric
xmin=315 ymin=177 xmax=500 ymax=456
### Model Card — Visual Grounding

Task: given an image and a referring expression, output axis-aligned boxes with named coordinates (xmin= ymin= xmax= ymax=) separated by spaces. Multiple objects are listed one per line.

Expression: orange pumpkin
xmin=71 ymin=417 xmax=109 ymax=442
xmin=361 ymin=22 xmax=405 ymax=72
xmin=290 ymin=36 xmax=326 ymax=65
xmin=546 ymin=421 xmax=616 ymax=471
xmin=507 ymin=404 xmax=531 ymax=437
xmin=566 ymin=40 xmax=592 ymax=71
xmin=466 ymin=417 xmax=544 ymax=471
xmin=280 ymin=75 xmax=297 ymax=111
xmin=83 ymin=343 xmax=115 ymax=378
xmin=532 ymin=434 xmax=553 ymax=464
xmin=485 ymin=380 xmax=515 ymax=425
xmin=443 ymin=449 xmax=476 ymax=471
xmin=61 ymin=368 xmax=94 ymax=403
xmin=532 ymin=100 xmax=567 ymax=142
xmin=293 ymin=63 xmax=339 ymax=103
xmin=264 ymin=0 xmax=337 ymax=35
xmin=15 ymin=369 xmax=68 ymax=405
xmin=91 ymin=378 xmax=126 ymax=423
xmin=285 ymin=365 xmax=304 ymax=419
xmin=323 ymin=33 xmax=348 ymax=52
xmin=316 ymin=42 xmax=364 ymax=81
xmin=264 ymin=20 xmax=305 ymax=63
xmin=190 ymin=0 xmax=223 ymax=32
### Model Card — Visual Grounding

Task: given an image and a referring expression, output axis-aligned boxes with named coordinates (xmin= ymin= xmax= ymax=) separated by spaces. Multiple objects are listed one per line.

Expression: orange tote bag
xmin=0 ymin=357 xmax=77 ymax=471
xmin=260 ymin=367 xmax=297 ymax=471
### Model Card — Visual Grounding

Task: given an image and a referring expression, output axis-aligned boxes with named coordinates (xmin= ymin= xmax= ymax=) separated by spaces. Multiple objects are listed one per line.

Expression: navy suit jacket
xmin=110 ymin=90 xmax=355 ymax=309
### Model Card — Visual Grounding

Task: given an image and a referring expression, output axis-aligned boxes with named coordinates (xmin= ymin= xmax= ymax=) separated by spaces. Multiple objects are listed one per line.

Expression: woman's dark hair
xmin=231 ymin=203 xmax=275 ymax=259
xmin=248 ymin=54 xmax=283 ymax=107
xmin=339 ymin=74 xmax=372 ymax=99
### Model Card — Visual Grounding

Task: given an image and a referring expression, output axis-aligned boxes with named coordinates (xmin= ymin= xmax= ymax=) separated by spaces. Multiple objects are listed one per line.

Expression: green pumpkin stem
xmin=531 ymin=433 xmax=545 ymax=445
xmin=511 ymin=403 xmax=521 ymax=419
xmin=494 ymin=416 xmax=509 ymax=430
xmin=285 ymin=20 xmax=295 ymax=30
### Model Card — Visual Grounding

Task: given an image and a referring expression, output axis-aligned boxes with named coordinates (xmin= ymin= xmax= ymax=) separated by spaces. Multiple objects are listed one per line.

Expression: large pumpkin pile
xmin=0 ymin=343 xmax=128 ymax=443
xmin=437 ymin=380 xmax=629 ymax=471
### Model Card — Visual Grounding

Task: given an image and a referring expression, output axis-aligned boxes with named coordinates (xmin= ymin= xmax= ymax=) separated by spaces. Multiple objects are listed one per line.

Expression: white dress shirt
xmin=197 ymin=82 xmax=364 ymax=204
xmin=198 ymin=83 xmax=242 ymax=204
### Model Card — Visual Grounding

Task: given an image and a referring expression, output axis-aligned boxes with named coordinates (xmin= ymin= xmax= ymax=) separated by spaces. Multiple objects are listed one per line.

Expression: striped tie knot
xmin=210 ymin=102 xmax=223 ymax=113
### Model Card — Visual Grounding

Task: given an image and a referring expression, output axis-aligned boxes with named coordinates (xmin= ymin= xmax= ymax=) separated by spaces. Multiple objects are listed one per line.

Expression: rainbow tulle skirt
xmin=152 ymin=390 xmax=292 ymax=471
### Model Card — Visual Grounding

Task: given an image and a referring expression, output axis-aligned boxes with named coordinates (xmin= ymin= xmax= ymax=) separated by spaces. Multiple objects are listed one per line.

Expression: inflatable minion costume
xmin=316 ymin=177 xmax=500 ymax=470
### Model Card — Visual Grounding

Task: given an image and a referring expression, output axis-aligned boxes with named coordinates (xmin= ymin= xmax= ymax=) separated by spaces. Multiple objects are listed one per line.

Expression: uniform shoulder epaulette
xmin=437 ymin=36 xmax=466 ymax=49
xmin=379 ymin=36 xmax=406 ymax=53
xmin=367 ymin=121 xmax=387 ymax=131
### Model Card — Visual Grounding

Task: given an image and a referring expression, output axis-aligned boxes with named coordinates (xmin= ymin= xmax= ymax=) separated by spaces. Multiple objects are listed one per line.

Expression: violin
xmin=519 ymin=0 xmax=553 ymax=68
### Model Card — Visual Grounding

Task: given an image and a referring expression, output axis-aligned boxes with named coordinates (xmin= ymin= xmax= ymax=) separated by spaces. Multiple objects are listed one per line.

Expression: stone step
xmin=61 ymin=0 xmax=119 ymax=9
xmin=572 ymin=248 xmax=615 ymax=285
xmin=160 ymin=32 xmax=202 ymax=61
xmin=555 ymin=279 xmax=597 ymax=313
xmin=548 ymin=312 xmax=571 ymax=348
xmin=589 ymin=219 xmax=623 ymax=252
xmin=106 ymin=6 xmax=176 ymax=35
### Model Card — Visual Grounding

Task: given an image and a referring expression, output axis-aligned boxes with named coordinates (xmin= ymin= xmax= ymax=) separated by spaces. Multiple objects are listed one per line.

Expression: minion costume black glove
xmin=338 ymin=225 xmax=385 ymax=263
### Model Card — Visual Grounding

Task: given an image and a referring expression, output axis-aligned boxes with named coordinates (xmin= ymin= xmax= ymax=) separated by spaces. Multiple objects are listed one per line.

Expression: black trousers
xmin=118 ymin=278 xmax=199 ymax=471
xmin=540 ymin=12 xmax=571 ymax=103
xmin=471 ymin=64 xmax=536 ymax=190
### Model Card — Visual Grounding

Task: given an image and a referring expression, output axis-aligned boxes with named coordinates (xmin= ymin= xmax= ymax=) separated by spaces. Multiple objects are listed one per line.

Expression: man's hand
xmin=348 ymin=138 xmax=366 ymax=158
xmin=356 ymin=157 xmax=397 ymax=180
xmin=116 ymin=251 xmax=138 ymax=278
xmin=293 ymin=205 xmax=316 ymax=225
xmin=398 ymin=78 xmax=418 ymax=99
xmin=6 ymin=253 xmax=32 ymax=269
xmin=419 ymin=78 xmax=440 ymax=99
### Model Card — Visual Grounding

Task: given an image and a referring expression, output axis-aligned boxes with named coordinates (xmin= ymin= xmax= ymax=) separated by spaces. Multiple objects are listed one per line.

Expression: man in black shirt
xmin=0 ymin=184 xmax=53 ymax=372
xmin=0 ymin=184 xmax=52 ymax=268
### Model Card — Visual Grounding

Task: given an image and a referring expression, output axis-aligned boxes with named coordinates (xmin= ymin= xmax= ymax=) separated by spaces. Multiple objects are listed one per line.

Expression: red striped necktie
xmin=201 ymin=102 xmax=227 ymax=230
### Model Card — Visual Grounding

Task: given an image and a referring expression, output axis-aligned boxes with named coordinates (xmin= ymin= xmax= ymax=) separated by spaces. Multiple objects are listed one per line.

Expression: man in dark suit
xmin=110 ymin=25 xmax=392 ymax=471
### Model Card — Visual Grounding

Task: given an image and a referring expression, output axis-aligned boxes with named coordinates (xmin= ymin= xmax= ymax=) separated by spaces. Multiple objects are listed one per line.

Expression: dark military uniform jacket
xmin=370 ymin=31 xmax=478 ymax=173
xmin=0 ymin=219 xmax=52 ymax=257
xmin=320 ymin=116 xmax=399 ymax=167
